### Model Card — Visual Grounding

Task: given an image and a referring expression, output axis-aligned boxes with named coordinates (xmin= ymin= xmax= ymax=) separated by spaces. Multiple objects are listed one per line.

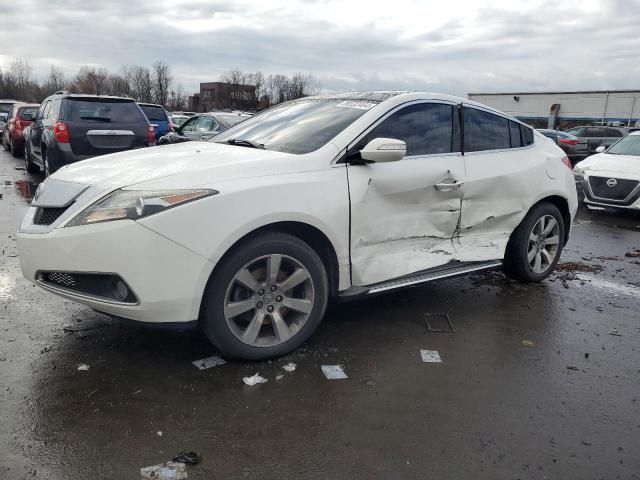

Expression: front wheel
xmin=200 ymin=232 xmax=328 ymax=360
xmin=24 ymin=144 xmax=39 ymax=173
xmin=503 ymin=203 xmax=565 ymax=283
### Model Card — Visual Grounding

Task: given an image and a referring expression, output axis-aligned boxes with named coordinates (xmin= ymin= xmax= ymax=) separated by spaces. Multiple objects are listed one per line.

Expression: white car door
xmin=347 ymin=101 xmax=466 ymax=286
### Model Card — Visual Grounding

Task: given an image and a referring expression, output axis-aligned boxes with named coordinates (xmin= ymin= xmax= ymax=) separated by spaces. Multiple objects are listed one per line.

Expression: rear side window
xmin=139 ymin=105 xmax=168 ymax=122
xmin=356 ymin=103 xmax=458 ymax=156
xmin=463 ymin=107 xmax=510 ymax=152
xmin=196 ymin=116 xmax=217 ymax=132
xmin=509 ymin=121 xmax=523 ymax=147
xmin=62 ymin=99 xmax=146 ymax=123
xmin=584 ymin=127 xmax=606 ymax=137
xmin=607 ymin=128 xmax=623 ymax=137
xmin=522 ymin=126 xmax=534 ymax=146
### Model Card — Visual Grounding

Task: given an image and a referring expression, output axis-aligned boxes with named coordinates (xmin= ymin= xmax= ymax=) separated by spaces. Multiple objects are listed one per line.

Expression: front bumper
xmin=575 ymin=174 xmax=640 ymax=210
xmin=17 ymin=219 xmax=214 ymax=323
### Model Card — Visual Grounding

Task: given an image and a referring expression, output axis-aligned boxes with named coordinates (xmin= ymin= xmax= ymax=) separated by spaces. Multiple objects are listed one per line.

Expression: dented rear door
xmin=347 ymin=101 xmax=466 ymax=286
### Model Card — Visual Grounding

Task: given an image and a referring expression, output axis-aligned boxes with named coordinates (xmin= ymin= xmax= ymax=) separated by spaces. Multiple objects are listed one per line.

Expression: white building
xmin=468 ymin=90 xmax=640 ymax=129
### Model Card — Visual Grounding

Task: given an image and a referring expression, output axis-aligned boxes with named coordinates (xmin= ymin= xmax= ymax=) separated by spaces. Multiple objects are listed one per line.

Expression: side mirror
xmin=595 ymin=145 xmax=606 ymax=154
xmin=359 ymin=138 xmax=406 ymax=163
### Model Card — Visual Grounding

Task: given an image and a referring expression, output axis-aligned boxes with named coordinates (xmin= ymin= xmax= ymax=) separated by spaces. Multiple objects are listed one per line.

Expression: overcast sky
xmin=1 ymin=0 xmax=639 ymax=96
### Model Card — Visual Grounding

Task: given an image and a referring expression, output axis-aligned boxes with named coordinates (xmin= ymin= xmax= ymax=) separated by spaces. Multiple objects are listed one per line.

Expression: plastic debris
xmin=173 ymin=451 xmax=202 ymax=465
xmin=275 ymin=374 xmax=284 ymax=380
xmin=77 ymin=364 xmax=90 ymax=371
xmin=282 ymin=362 xmax=296 ymax=372
xmin=192 ymin=355 xmax=226 ymax=370
xmin=567 ymin=366 xmax=579 ymax=371
xmin=140 ymin=462 xmax=187 ymax=479
xmin=243 ymin=373 xmax=268 ymax=386
xmin=157 ymin=431 xmax=163 ymax=437
xmin=609 ymin=329 xmax=623 ymax=337
xmin=321 ymin=365 xmax=348 ymax=380
xmin=522 ymin=340 xmax=534 ymax=347
xmin=420 ymin=350 xmax=442 ymax=363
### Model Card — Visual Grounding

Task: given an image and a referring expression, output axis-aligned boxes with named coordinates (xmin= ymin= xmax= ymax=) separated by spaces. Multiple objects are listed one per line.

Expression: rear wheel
xmin=503 ymin=203 xmax=565 ymax=283
xmin=10 ymin=138 xmax=21 ymax=158
xmin=200 ymin=232 xmax=328 ymax=360
xmin=1 ymin=133 xmax=9 ymax=151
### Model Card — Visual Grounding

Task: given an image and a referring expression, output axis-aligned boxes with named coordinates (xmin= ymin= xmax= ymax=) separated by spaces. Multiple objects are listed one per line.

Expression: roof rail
xmin=53 ymin=90 xmax=69 ymax=95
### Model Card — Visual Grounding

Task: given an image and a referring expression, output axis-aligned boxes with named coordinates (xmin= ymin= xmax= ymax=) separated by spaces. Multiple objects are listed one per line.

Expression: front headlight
xmin=66 ymin=188 xmax=217 ymax=227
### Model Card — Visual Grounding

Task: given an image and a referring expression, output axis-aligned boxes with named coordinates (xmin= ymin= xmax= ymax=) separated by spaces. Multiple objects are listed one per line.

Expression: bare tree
xmin=42 ymin=66 xmax=67 ymax=97
xmin=126 ymin=65 xmax=153 ymax=103
xmin=152 ymin=61 xmax=173 ymax=106
xmin=9 ymin=58 xmax=34 ymax=100
xmin=108 ymin=72 xmax=130 ymax=97
xmin=168 ymin=84 xmax=187 ymax=111
xmin=74 ymin=66 xmax=110 ymax=95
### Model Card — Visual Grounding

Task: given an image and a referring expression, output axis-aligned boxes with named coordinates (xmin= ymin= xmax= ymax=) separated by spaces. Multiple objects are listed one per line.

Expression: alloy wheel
xmin=527 ymin=215 xmax=561 ymax=274
xmin=224 ymin=254 xmax=315 ymax=347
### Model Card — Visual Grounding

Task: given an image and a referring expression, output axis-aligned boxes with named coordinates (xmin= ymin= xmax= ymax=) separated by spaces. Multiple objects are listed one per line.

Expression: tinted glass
xmin=18 ymin=106 xmax=38 ymax=119
xmin=62 ymin=99 xmax=146 ymax=123
xmin=510 ymin=121 xmax=523 ymax=147
xmin=213 ymin=99 xmax=372 ymax=154
xmin=463 ymin=108 xmax=510 ymax=152
xmin=41 ymin=101 xmax=52 ymax=120
xmin=0 ymin=104 xmax=12 ymax=114
xmin=607 ymin=128 xmax=624 ymax=137
xmin=566 ymin=127 xmax=584 ymax=136
xmin=584 ymin=127 xmax=606 ymax=137
xmin=140 ymin=105 xmax=168 ymax=122
xmin=606 ymin=135 xmax=640 ymax=156
xmin=522 ymin=126 xmax=534 ymax=146
xmin=180 ymin=116 xmax=198 ymax=132
xmin=355 ymin=103 xmax=456 ymax=156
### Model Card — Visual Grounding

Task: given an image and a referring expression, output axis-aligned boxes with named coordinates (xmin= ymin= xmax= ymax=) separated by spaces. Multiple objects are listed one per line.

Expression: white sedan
xmin=17 ymin=92 xmax=577 ymax=359
xmin=574 ymin=131 xmax=640 ymax=210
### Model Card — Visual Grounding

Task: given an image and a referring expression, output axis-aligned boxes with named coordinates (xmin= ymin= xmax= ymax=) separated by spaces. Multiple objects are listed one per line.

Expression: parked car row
xmin=2 ymin=92 xmax=249 ymax=176
xmin=538 ymin=125 xmax=632 ymax=165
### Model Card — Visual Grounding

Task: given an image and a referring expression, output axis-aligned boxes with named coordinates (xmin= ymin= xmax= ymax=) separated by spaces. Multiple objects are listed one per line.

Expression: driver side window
xmin=352 ymin=103 xmax=459 ymax=156
xmin=180 ymin=116 xmax=198 ymax=132
xmin=196 ymin=116 xmax=217 ymax=132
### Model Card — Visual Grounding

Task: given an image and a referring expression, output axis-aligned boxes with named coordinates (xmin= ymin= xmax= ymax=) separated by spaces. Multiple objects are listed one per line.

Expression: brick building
xmin=188 ymin=82 xmax=257 ymax=112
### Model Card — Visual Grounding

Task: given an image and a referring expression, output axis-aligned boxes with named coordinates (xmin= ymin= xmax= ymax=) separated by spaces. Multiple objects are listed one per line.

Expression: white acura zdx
xmin=17 ymin=92 xmax=578 ymax=359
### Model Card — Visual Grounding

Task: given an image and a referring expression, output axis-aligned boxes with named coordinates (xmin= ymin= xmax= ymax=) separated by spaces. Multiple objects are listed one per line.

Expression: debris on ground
xmin=275 ymin=374 xmax=284 ymax=380
xmin=625 ymin=249 xmax=640 ymax=258
xmin=172 ymin=451 xmax=202 ymax=465
xmin=63 ymin=324 xmax=109 ymax=333
xmin=609 ymin=329 xmax=623 ymax=337
xmin=522 ymin=340 xmax=534 ymax=347
xmin=243 ymin=373 xmax=268 ymax=386
xmin=87 ymin=389 xmax=98 ymax=398
xmin=567 ymin=366 xmax=580 ymax=371
xmin=365 ymin=379 xmax=377 ymax=386
xmin=321 ymin=365 xmax=348 ymax=380
xmin=140 ymin=462 xmax=187 ymax=480
xmin=77 ymin=364 xmax=90 ymax=371
xmin=424 ymin=313 xmax=455 ymax=333
xmin=554 ymin=262 xmax=604 ymax=287
xmin=192 ymin=355 xmax=226 ymax=370
xmin=157 ymin=431 xmax=163 ymax=437
xmin=282 ymin=362 xmax=296 ymax=372
xmin=420 ymin=350 xmax=442 ymax=363
xmin=132 ymin=389 xmax=143 ymax=395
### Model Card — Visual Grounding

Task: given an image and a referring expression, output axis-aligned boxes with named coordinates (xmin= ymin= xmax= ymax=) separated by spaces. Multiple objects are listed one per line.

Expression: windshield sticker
xmin=336 ymin=101 xmax=376 ymax=110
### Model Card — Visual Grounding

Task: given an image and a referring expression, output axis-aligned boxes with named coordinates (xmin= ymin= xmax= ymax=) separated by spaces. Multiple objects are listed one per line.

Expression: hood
xmin=50 ymin=141 xmax=297 ymax=188
xmin=577 ymin=153 xmax=640 ymax=178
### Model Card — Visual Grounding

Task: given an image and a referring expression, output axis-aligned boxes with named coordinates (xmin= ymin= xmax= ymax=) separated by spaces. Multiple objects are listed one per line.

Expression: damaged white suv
xmin=17 ymin=92 xmax=578 ymax=359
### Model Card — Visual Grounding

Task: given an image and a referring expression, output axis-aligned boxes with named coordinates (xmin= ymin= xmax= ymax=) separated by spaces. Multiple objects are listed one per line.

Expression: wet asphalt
xmin=1 ymin=149 xmax=639 ymax=480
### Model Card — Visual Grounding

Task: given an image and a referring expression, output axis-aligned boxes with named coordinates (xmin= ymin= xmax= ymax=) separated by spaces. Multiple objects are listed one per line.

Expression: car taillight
xmin=561 ymin=156 xmax=572 ymax=169
xmin=559 ymin=138 xmax=579 ymax=146
xmin=15 ymin=119 xmax=22 ymax=129
xmin=147 ymin=125 xmax=155 ymax=145
xmin=53 ymin=122 xmax=69 ymax=143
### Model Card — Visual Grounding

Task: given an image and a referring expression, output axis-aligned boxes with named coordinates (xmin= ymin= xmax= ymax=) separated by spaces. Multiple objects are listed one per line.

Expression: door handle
xmin=434 ymin=180 xmax=464 ymax=191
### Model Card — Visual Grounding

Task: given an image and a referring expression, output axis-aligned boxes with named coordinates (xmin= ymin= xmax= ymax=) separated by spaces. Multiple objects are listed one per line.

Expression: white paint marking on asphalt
xmin=420 ymin=350 xmax=442 ymax=363
xmin=321 ymin=365 xmax=348 ymax=380
xmin=576 ymin=274 xmax=640 ymax=299
xmin=192 ymin=355 xmax=226 ymax=370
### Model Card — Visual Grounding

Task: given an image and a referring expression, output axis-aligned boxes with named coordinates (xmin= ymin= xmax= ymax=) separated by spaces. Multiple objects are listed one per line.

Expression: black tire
xmin=43 ymin=149 xmax=52 ymax=177
xmin=200 ymin=232 xmax=328 ymax=360
xmin=24 ymin=144 xmax=39 ymax=173
xmin=10 ymin=138 xmax=21 ymax=158
xmin=503 ymin=202 xmax=565 ymax=283
xmin=1 ymin=133 xmax=9 ymax=151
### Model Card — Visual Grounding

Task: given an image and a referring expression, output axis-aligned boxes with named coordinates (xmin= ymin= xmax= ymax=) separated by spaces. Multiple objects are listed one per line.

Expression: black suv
xmin=25 ymin=92 xmax=155 ymax=176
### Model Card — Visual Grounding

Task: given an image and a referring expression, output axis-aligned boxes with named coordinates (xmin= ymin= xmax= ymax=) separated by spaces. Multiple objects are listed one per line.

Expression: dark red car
xmin=1 ymin=103 xmax=39 ymax=157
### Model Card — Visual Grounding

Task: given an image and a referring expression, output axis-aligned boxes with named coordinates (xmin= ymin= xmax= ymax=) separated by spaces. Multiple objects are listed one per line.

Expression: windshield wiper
xmin=225 ymin=138 xmax=265 ymax=149
xmin=80 ymin=116 xmax=112 ymax=122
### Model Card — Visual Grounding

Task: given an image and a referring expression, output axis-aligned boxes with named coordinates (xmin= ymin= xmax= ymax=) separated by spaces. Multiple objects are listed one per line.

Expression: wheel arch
xmin=198 ymin=220 xmax=341 ymax=320
xmin=528 ymin=195 xmax=571 ymax=245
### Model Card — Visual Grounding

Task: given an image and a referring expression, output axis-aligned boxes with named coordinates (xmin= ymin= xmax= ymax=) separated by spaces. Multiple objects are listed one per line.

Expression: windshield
xmin=0 ymin=104 xmax=12 ymax=114
xmin=19 ymin=106 xmax=38 ymax=119
xmin=606 ymin=135 xmax=640 ymax=156
xmin=216 ymin=114 xmax=249 ymax=128
xmin=140 ymin=105 xmax=168 ymax=122
xmin=171 ymin=116 xmax=188 ymax=126
xmin=213 ymin=99 xmax=375 ymax=154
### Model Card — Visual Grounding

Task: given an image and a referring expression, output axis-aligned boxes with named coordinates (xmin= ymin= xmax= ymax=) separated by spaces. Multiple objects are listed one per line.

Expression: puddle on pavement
xmin=576 ymin=273 xmax=640 ymax=299
xmin=13 ymin=179 xmax=40 ymax=202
